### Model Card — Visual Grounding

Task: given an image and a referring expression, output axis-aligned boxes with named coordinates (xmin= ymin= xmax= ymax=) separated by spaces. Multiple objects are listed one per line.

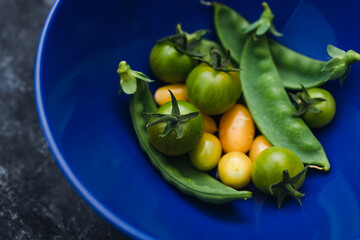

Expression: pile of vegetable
xmin=117 ymin=2 xmax=360 ymax=208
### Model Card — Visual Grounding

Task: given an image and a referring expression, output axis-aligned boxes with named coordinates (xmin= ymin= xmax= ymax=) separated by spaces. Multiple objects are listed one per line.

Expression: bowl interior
xmin=36 ymin=0 xmax=360 ymax=239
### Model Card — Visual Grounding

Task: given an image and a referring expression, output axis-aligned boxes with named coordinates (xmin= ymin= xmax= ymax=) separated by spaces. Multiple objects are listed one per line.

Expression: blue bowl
xmin=35 ymin=0 xmax=360 ymax=239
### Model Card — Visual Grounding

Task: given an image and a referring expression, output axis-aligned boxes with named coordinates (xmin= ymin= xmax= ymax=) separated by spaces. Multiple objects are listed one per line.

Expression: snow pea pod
xmin=269 ymin=41 xmax=327 ymax=90
xmin=212 ymin=2 xmax=328 ymax=90
xmin=129 ymin=80 xmax=252 ymax=204
xmin=240 ymin=35 xmax=330 ymax=171
xmin=213 ymin=2 xmax=249 ymax=64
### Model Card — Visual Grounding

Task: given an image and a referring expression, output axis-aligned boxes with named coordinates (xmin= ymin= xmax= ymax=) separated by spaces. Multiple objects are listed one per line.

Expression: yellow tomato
xmin=201 ymin=113 xmax=218 ymax=133
xmin=218 ymin=152 xmax=252 ymax=189
xmin=218 ymin=104 xmax=255 ymax=153
xmin=154 ymin=84 xmax=188 ymax=105
xmin=189 ymin=133 xmax=222 ymax=171
xmin=249 ymin=135 xmax=272 ymax=161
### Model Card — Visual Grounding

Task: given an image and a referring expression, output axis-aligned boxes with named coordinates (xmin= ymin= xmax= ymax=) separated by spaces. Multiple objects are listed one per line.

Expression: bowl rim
xmin=34 ymin=1 xmax=153 ymax=239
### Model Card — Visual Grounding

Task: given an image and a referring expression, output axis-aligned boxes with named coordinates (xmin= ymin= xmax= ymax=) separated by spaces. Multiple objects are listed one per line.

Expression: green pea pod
xmin=129 ymin=80 xmax=252 ymax=204
xmin=213 ymin=2 xmax=328 ymax=90
xmin=268 ymin=40 xmax=328 ymax=90
xmin=213 ymin=2 xmax=249 ymax=64
xmin=240 ymin=35 xmax=330 ymax=171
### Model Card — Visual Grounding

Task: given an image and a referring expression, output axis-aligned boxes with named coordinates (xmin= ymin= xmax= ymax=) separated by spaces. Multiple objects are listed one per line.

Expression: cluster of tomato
xmin=154 ymin=82 xmax=275 ymax=189
xmin=140 ymin=24 xmax=343 ymax=209
xmin=146 ymin=37 xmax=278 ymax=190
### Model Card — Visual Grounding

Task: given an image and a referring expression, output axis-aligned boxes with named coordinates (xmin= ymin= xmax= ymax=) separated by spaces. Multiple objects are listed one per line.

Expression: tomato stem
xmin=158 ymin=24 xmax=210 ymax=58
xmin=195 ymin=47 xmax=241 ymax=72
xmin=309 ymin=165 xmax=324 ymax=170
xmin=289 ymin=84 xmax=325 ymax=117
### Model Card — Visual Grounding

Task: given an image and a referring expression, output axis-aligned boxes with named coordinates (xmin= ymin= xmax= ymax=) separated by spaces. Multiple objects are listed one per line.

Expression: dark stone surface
xmin=0 ymin=1 xmax=130 ymax=239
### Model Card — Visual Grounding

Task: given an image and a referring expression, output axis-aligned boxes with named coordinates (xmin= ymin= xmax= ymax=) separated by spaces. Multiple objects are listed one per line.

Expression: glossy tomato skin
xmin=186 ymin=63 xmax=241 ymax=115
xmin=154 ymin=84 xmax=188 ymax=105
xmin=248 ymin=135 xmax=272 ymax=161
xmin=218 ymin=104 xmax=255 ymax=153
xmin=150 ymin=41 xmax=197 ymax=83
xmin=302 ymin=88 xmax=336 ymax=128
xmin=189 ymin=132 xmax=222 ymax=171
xmin=147 ymin=100 xmax=204 ymax=156
xmin=201 ymin=113 xmax=218 ymax=133
xmin=218 ymin=152 xmax=252 ymax=189
xmin=251 ymin=147 xmax=305 ymax=195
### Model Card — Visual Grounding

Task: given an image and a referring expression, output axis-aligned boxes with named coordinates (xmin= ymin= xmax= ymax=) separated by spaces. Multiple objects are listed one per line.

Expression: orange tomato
xmin=218 ymin=152 xmax=252 ymax=189
xmin=201 ymin=113 xmax=217 ymax=133
xmin=249 ymin=135 xmax=272 ymax=161
xmin=218 ymin=104 xmax=255 ymax=153
xmin=154 ymin=84 xmax=188 ymax=105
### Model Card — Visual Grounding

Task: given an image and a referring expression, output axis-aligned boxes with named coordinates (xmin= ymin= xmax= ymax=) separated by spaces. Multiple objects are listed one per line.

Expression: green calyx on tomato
xmin=290 ymin=84 xmax=326 ymax=117
xmin=290 ymin=85 xmax=336 ymax=128
xmin=170 ymin=24 xmax=210 ymax=57
xmin=159 ymin=24 xmax=208 ymax=58
xmin=145 ymin=90 xmax=204 ymax=156
xmin=270 ymin=165 xmax=309 ymax=209
xmin=145 ymin=90 xmax=199 ymax=139
xmin=196 ymin=47 xmax=240 ymax=72
xmin=251 ymin=147 xmax=308 ymax=209
xmin=243 ymin=2 xmax=282 ymax=37
xmin=117 ymin=61 xmax=154 ymax=95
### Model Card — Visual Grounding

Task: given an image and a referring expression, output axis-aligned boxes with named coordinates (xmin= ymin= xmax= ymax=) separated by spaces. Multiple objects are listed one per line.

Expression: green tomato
xmin=251 ymin=147 xmax=305 ymax=195
xmin=302 ymin=88 xmax=336 ymax=128
xmin=186 ymin=63 xmax=241 ymax=115
xmin=147 ymin=100 xmax=204 ymax=156
xmin=149 ymin=41 xmax=197 ymax=83
xmin=189 ymin=132 xmax=222 ymax=171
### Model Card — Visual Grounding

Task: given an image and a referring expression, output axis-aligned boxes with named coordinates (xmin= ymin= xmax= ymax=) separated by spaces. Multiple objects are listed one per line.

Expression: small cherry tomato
xmin=251 ymin=147 xmax=305 ymax=195
xmin=218 ymin=152 xmax=252 ymax=189
xmin=189 ymin=133 xmax=222 ymax=171
xmin=218 ymin=104 xmax=255 ymax=153
xmin=249 ymin=135 xmax=272 ymax=161
xmin=186 ymin=63 xmax=242 ymax=115
xmin=147 ymin=100 xmax=204 ymax=156
xmin=302 ymin=88 xmax=336 ymax=128
xmin=154 ymin=84 xmax=188 ymax=105
xmin=150 ymin=41 xmax=196 ymax=83
xmin=201 ymin=113 xmax=218 ymax=133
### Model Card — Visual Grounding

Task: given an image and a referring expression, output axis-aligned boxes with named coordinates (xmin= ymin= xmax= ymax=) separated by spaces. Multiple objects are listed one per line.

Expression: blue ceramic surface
xmin=35 ymin=0 xmax=360 ymax=239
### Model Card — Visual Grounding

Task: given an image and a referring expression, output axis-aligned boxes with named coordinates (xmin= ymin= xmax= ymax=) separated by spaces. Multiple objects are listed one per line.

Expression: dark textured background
xmin=0 ymin=0 xmax=130 ymax=239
